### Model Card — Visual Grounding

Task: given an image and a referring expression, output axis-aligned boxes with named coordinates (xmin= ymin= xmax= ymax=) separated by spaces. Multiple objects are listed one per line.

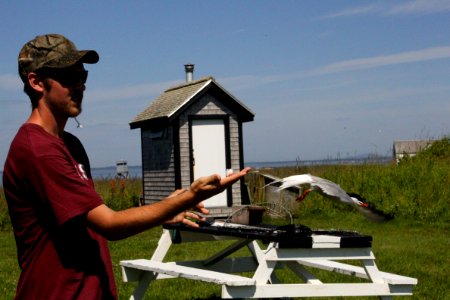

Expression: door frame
xmin=188 ymin=115 xmax=232 ymax=207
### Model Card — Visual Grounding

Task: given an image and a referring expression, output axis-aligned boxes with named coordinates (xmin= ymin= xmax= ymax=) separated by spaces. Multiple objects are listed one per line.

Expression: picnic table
xmin=120 ymin=220 xmax=417 ymax=299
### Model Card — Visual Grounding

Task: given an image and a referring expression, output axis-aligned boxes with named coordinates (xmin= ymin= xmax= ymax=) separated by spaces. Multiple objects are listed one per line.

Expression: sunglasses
xmin=37 ymin=69 xmax=88 ymax=86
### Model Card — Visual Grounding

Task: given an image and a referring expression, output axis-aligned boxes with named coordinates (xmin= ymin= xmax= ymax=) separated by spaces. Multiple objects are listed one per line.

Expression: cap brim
xmin=79 ymin=50 xmax=99 ymax=64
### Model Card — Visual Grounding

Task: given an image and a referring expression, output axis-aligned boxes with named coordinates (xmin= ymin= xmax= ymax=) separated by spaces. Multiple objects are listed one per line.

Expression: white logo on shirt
xmin=76 ymin=163 xmax=88 ymax=180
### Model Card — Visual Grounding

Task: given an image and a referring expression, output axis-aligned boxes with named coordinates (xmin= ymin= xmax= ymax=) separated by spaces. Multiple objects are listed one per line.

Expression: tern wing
xmin=309 ymin=176 xmax=354 ymax=205
xmin=276 ymin=174 xmax=313 ymax=191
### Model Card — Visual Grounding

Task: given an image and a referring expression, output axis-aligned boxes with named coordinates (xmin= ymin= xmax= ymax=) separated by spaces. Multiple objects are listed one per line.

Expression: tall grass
xmin=94 ymin=177 xmax=143 ymax=210
xmin=257 ymin=138 xmax=450 ymax=225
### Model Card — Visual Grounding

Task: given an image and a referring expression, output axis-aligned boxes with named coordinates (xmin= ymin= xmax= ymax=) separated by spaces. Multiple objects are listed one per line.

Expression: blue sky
xmin=1 ymin=1 xmax=450 ymax=169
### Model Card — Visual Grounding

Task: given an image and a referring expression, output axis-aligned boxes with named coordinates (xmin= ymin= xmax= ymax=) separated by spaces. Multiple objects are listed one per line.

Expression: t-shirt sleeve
xmin=28 ymin=153 xmax=104 ymax=226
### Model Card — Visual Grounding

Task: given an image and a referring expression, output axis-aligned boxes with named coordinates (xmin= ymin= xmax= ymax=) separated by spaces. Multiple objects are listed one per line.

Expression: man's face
xmin=39 ymin=63 xmax=88 ymax=119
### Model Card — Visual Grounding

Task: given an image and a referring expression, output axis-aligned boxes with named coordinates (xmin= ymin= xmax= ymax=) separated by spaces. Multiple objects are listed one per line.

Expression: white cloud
xmin=320 ymin=0 xmax=450 ymax=19
xmin=388 ymin=0 xmax=450 ymax=15
xmin=312 ymin=46 xmax=450 ymax=75
xmin=319 ymin=4 xmax=381 ymax=19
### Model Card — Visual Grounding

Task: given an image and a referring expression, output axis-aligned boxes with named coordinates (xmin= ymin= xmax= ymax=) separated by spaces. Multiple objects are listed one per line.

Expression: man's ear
xmin=27 ymin=72 xmax=45 ymax=93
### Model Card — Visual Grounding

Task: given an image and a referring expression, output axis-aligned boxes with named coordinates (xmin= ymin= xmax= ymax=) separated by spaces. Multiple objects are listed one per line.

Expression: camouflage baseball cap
xmin=18 ymin=34 xmax=99 ymax=83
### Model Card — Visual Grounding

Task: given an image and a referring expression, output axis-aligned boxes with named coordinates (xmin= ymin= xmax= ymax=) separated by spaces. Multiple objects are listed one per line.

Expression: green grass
xmin=0 ymin=231 xmax=20 ymax=297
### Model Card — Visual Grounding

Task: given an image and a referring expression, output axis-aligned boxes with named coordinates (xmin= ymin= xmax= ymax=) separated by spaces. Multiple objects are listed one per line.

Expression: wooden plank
xmin=266 ymin=247 xmax=374 ymax=261
xmin=313 ymin=235 xmax=341 ymax=244
xmin=148 ymin=257 xmax=259 ymax=280
xmin=285 ymin=261 xmax=322 ymax=284
xmin=222 ymin=283 xmax=413 ymax=298
xmin=173 ymin=257 xmax=258 ymax=274
xmin=296 ymin=259 xmax=418 ymax=284
xmin=311 ymin=235 xmax=342 ymax=248
xmin=312 ymin=243 xmax=342 ymax=249
xmin=120 ymin=259 xmax=255 ymax=286
xmin=297 ymin=258 xmax=367 ymax=279
xmin=380 ymin=271 xmax=418 ymax=285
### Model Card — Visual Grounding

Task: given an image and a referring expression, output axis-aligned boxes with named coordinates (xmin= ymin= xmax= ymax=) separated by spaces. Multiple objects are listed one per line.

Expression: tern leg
xmin=296 ymin=189 xmax=312 ymax=202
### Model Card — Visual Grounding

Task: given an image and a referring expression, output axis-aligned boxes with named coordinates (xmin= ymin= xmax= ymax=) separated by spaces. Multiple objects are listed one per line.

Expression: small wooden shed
xmin=393 ymin=139 xmax=435 ymax=163
xmin=130 ymin=65 xmax=254 ymax=217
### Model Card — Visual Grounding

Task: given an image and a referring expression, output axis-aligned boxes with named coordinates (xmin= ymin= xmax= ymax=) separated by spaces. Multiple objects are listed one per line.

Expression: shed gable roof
xmin=130 ymin=76 xmax=254 ymax=129
xmin=393 ymin=140 xmax=434 ymax=155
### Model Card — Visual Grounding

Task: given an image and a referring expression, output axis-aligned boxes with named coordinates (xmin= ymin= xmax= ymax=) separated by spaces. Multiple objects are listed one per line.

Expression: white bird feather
xmin=268 ymin=174 xmax=392 ymax=222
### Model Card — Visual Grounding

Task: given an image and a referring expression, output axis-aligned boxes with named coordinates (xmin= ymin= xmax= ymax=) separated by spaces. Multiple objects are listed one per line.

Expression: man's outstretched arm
xmin=86 ymin=168 xmax=250 ymax=240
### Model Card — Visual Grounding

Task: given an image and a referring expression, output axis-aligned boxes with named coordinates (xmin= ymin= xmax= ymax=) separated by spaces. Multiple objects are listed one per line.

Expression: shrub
xmin=95 ymin=177 xmax=143 ymax=211
xmin=416 ymin=136 xmax=450 ymax=161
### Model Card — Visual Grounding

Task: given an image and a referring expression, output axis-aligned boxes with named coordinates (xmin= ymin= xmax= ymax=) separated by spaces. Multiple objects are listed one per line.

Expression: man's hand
xmin=190 ymin=167 xmax=251 ymax=201
xmin=165 ymin=167 xmax=250 ymax=227
xmin=164 ymin=189 xmax=210 ymax=227
xmin=163 ymin=202 xmax=209 ymax=227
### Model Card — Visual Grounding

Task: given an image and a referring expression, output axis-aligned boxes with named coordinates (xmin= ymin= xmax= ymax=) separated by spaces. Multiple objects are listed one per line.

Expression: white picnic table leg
xmin=150 ymin=229 xmax=173 ymax=261
xmin=128 ymin=229 xmax=173 ymax=299
xmin=362 ymin=252 xmax=394 ymax=300
xmin=362 ymin=253 xmax=384 ymax=283
xmin=248 ymin=242 xmax=279 ymax=284
xmin=246 ymin=240 xmax=267 ymax=264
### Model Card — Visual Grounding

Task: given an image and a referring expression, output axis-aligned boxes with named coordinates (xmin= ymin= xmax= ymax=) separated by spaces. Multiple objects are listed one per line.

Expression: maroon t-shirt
xmin=3 ymin=124 xmax=117 ymax=300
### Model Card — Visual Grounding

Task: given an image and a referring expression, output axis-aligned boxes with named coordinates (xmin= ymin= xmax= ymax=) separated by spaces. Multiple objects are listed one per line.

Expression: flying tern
xmin=269 ymin=174 xmax=392 ymax=222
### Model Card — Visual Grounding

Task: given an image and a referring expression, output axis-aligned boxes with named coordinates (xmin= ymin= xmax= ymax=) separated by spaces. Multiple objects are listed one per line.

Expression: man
xmin=3 ymin=34 xmax=250 ymax=300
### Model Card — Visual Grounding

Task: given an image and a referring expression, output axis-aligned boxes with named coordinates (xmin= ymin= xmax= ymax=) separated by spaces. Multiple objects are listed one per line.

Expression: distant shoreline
xmin=90 ymin=156 xmax=392 ymax=179
xmin=0 ymin=156 xmax=393 ymax=183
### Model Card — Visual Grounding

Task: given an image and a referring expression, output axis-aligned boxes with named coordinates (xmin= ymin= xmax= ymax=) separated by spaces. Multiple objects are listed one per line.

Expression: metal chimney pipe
xmin=184 ymin=64 xmax=194 ymax=82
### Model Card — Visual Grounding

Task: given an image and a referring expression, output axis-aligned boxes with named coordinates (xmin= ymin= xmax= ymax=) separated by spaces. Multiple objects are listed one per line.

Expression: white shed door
xmin=191 ymin=119 xmax=227 ymax=208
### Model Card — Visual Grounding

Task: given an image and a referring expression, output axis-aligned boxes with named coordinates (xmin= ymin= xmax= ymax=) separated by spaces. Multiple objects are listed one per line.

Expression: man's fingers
xmin=181 ymin=211 xmax=206 ymax=228
xmin=182 ymin=218 xmax=200 ymax=228
xmin=190 ymin=167 xmax=251 ymax=201
xmin=220 ymin=167 xmax=251 ymax=186
xmin=184 ymin=211 xmax=205 ymax=221
xmin=192 ymin=203 xmax=209 ymax=215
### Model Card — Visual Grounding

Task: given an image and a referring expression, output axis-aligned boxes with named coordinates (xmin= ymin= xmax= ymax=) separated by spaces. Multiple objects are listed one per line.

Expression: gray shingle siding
xmin=141 ymin=127 xmax=176 ymax=201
